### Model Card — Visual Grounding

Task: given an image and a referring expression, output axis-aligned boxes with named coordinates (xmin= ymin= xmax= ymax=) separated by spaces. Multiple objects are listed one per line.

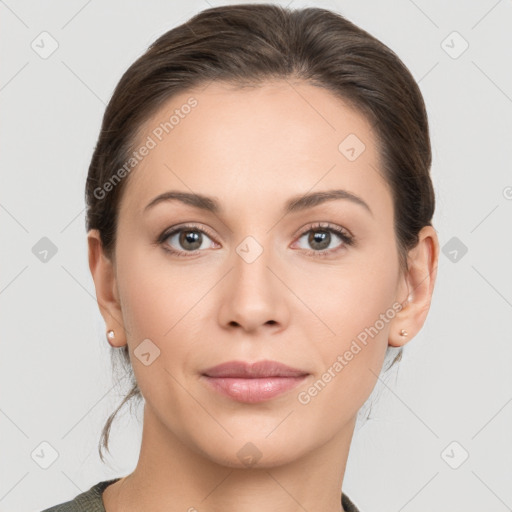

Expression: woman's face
xmin=99 ymin=80 xmax=419 ymax=467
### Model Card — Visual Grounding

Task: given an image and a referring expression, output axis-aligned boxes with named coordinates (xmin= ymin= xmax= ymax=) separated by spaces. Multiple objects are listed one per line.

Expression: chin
xmin=193 ymin=434 xmax=310 ymax=470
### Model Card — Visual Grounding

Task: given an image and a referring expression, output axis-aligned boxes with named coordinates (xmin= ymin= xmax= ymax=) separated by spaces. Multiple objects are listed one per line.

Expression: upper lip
xmin=202 ymin=360 xmax=309 ymax=378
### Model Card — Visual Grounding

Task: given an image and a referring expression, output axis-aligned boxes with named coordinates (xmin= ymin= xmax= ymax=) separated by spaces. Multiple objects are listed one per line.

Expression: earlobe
xmin=388 ymin=225 xmax=439 ymax=347
xmin=388 ymin=298 xmax=412 ymax=348
xmin=87 ymin=229 xmax=127 ymax=347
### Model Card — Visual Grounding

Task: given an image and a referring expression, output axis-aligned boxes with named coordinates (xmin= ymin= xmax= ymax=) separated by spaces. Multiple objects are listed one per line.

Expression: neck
xmin=103 ymin=404 xmax=357 ymax=512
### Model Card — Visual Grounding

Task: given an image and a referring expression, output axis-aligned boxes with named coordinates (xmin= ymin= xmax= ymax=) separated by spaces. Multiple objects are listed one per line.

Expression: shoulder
xmin=342 ymin=492 xmax=362 ymax=512
xmin=40 ymin=478 xmax=121 ymax=512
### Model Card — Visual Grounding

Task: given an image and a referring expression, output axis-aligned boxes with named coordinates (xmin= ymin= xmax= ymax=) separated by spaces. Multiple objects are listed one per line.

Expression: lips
xmin=202 ymin=360 xmax=309 ymax=378
xmin=201 ymin=360 xmax=309 ymax=403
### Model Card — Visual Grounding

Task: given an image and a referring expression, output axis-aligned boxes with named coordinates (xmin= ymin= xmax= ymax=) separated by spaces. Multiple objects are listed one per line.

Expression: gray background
xmin=1 ymin=0 xmax=511 ymax=511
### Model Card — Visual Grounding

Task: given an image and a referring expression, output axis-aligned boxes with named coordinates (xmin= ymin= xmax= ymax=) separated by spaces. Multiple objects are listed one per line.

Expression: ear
xmin=388 ymin=225 xmax=439 ymax=347
xmin=88 ymin=229 xmax=126 ymax=347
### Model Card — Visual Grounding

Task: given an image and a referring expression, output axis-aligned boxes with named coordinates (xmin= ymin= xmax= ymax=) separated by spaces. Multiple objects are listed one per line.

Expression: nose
xmin=217 ymin=242 xmax=290 ymax=335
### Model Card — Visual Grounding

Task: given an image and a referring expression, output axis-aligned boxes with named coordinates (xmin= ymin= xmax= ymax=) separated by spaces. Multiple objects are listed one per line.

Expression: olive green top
xmin=41 ymin=478 xmax=361 ymax=511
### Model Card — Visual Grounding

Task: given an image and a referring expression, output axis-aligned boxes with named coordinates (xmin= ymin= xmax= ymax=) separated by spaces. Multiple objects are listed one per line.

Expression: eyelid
xmin=292 ymin=221 xmax=354 ymax=242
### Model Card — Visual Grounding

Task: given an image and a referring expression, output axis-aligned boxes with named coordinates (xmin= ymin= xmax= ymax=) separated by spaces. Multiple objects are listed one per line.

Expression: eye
xmin=158 ymin=224 xmax=218 ymax=257
xmin=156 ymin=221 xmax=355 ymax=259
xmin=293 ymin=222 xmax=354 ymax=257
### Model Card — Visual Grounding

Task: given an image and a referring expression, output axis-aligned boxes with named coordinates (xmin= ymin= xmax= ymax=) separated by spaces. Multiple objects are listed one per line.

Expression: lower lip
xmin=201 ymin=375 xmax=308 ymax=403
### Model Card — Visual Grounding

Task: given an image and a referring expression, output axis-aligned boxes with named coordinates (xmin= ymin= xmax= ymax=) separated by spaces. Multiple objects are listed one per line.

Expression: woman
xmin=43 ymin=3 xmax=439 ymax=511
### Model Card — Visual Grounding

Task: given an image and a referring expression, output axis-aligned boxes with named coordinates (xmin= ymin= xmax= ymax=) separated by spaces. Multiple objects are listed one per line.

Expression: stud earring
xmin=107 ymin=329 xmax=116 ymax=346
xmin=399 ymin=329 xmax=408 ymax=337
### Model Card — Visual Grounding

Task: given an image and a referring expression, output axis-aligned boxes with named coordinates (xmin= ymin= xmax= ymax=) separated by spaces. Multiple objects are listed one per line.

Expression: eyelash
xmin=156 ymin=222 xmax=355 ymax=259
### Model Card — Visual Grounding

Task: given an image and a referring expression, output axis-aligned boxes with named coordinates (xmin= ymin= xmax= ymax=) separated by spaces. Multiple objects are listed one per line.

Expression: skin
xmin=88 ymin=80 xmax=439 ymax=512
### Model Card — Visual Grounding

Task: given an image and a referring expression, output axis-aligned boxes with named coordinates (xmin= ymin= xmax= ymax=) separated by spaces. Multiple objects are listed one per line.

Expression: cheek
xmin=115 ymin=244 xmax=212 ymax=378
xmin=115 ymin=260 xmax=199 ymax=422
xmin=298 ymin=245 xmax=399 ymax=403
xmin=113 ymin=243 xmax=190 ymax=380
xmin=116 ymin=235 xmax=188 ymax=335
xmin=298 ymin=244 xmax=399 ymax=342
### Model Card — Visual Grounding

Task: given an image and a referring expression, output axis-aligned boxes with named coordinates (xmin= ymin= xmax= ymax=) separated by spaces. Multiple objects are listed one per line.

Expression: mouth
xmin=200 ymin=360 xmax=309 ymax=403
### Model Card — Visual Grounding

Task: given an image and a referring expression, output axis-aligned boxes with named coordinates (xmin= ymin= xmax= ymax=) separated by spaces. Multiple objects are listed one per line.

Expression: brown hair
xmin=85 ymin=3 xmax=435 ymax=462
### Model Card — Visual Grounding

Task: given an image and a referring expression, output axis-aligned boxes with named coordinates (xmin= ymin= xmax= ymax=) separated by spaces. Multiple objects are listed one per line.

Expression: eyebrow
xmin=144 ymin=189 xmax=373 ymax=217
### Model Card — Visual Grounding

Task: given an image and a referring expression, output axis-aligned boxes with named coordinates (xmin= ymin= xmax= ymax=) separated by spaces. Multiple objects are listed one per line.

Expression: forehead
xmin=119 ymin=79 xmax=390 ymax=218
